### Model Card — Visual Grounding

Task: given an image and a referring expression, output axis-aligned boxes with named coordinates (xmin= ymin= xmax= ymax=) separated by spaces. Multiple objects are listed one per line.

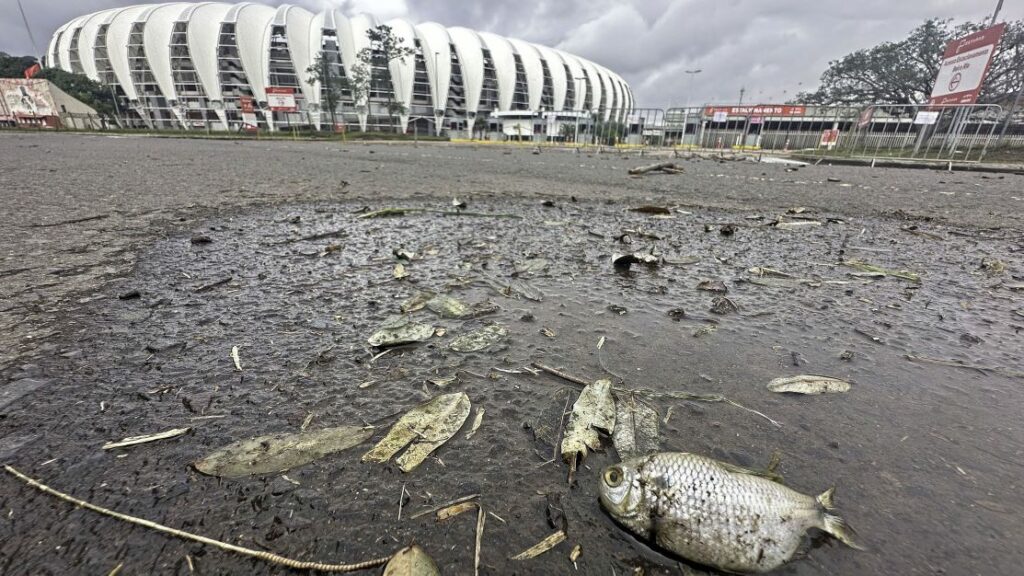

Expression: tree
xmin=365 ymin=25 xmax=415 ymax=132
xmin=798 ymin=18 xmax=1024 ymax=105
xmin=306 ymin=51 xmax=344 ymax=130
xmin=0 ymin=52 xmax=38 ymax=78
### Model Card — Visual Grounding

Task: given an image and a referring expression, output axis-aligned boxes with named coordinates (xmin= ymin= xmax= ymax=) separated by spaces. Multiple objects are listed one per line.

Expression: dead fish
xmin=767 ymin=375 xmax=851 ymax=395
xmin=599 ymin=452 xmax=861 ymax=573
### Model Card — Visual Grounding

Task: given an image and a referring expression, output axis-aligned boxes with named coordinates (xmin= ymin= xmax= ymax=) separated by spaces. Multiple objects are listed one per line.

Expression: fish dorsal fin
xmin=716 ymin=459 xmax=785 ymax=484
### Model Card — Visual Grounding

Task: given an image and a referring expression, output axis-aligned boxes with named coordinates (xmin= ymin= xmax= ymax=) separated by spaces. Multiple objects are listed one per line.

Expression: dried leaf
xmin=230 ymin=346 xmax=242 ymax=371
xmin=697 ymin=279 xmax=728 ymax=293
xmin=401 ymin=291 xmax=436 ymax=313
xmin=842 ymin=260 xmax=920 ymax=283
xmin=465 ymin=408 xmax=484 ymax=439
xmin=514 ymin=258 xmax=550 ymax=276
xmin=426 ymin=294 xmax=470 ymax=318
xmin=561 ymin=380 xmax=615 ymax=475
xmin=569 ymin=544 xmax=582 ymax=562
xmin=193 ymin=426 xmax=372 ymax=477
xmin=383 ymin=545 xmax=440 ymax=576
xmin=767 ymin=375 xmax=851 ymax=395
xmin=394 ymin=263 xmax=410 ymax=280
xmin=104 ymin=428 xmax=190 ymax=450
xmin=362 ymin=393 xmax=471 ymax=472
xmin=436 ymin=501 xmax=478 ymax=521
xmin=511 ymin=530 xmax=567 ymax=560
xmin=368 ymin=316 xmax=436 ymax=347
xmin=612 ymin=396 xmax=659 ymax=459
xmin=450 ymin=325 xmax=508 ymax=353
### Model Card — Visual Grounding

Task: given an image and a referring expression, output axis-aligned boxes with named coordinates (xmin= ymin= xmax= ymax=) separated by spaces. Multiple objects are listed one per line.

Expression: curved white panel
xmin=579 ymin=60 xmax=602 ymax=114
xmin=448 ymin=27 xmax=484 ymax=114
xmin=58 ymin=15 xmax=89 ymax=72
xmin=144 ymin=3 xmax=190 ymax=102
xmin=385 ymin=19 xmax=418 ymax=114
xmin=235 ymin=3 xmax=276 ymax=101
xmin=304 ymin=10 xmax=325 ymax=107
xmin=106 ymin=6 xmax=151 ymax=100
xmin=415 ymin=22 xmax=452 ymax=111
xmin=477 ymin=31 xmax=515 ymax=112
xmin=281 ymin=6 xmax=315 ymax=102
xmin=557 ymin=50 xmax=586 ymax=111
xmin=596 ymin=66 xmax=614 ymax=119
xmin=187 ymin=3 xmax=233 ymax=103
xmin=76 ymin=9 xmax=119 ymax=81
xmin=507 ymin=38 xmax=542 ymax=111
xmin=533 ymin=44 xmax=566 ymax=112
xmin=48 ymin=23 xmax=68 ymax=68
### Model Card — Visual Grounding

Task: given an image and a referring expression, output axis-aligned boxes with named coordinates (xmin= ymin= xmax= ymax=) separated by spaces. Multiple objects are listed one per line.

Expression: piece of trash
xmin=368 ymin=316 xmax=436 ymax=347
xmin=697 ymin=279 xmax=728 ymax=293
xmin=776 ymin=220 xmax=822 ymax=230
xmin=597 ymin=336 xmax=606 ymax=349
xmin=541 ymin=327 xmax=556 ymax=338
xmin=607 ymin=304 xmax=628 ymax=315
xmin=561 ymin=379 xmax=615 ymax=482
xmin=612 ymin=252 xmax=659 ymax=271
xmin=748 ymin=267 xmax=796 ymax=278
xmin=466 ymin=408 xmax=485 ymax=439
xmin=628 ymin=206 xmax=672 ymax=215
xmin=393 ymin=248 xmax=417 ymax=261
xmin=382 ymin=545 xmax=441 ymax=576
xmin=511 ymin=530 xmax=567 ymax=560
xmin=428 ymin=376 xmax=457 ymax=388
xmin=401 ymin=291 xmax=436 ymax=313
xmin=394 ymin=263 xmax=410 ymax=280
xmin=692 ymin=324 xmax=717 ymax=338
xmin=194 ymin=426 xmax=373 ymax=477
xmin=450 ymin=325 xmax=508 ymax=353
xmin=362 ymin=392 xmax=471 ymax=472
xmin=827 ymin=177 xmax=842 ymax=183
xmin=569 ymin=544 xmax=582 ymax=564
xmin=767 ymin=375 xmax=852 ymax=395
xmin=667 ymin=308 xmax=686 ymax=321
xmin=452 ymin=198 xmax=467 ymax=209
xmin=103 ymin=428 xmax=190 ymax=450
xmin=230 ymin=346 xmax=242 ymax=371
xmin=842 ymin=260 xmax=920 ymax=283
xmin=598 ymin=453 xmax=860 ymax=573
xmin=710 ymin=297 xmax=738 ymax=315
xmin=612 ymin=396 xmax=659 ymax=459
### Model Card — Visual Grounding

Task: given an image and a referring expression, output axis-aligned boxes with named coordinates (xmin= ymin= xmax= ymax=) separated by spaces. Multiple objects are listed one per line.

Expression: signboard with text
xmin=704 ymin=105 xmax=806 ymax=117
xmin=266 ymin=87 xmax=297 ymax=112
xmin=239 ymin=95 xmax=254 ymax=114
xmin=929 ymin=23 xmax=1005 ymax=105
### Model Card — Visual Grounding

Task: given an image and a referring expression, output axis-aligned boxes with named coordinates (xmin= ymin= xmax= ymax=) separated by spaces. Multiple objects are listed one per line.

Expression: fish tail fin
xmin=816 ymin=487 xmax=836 ymax=510
xmin=822 ymin=513 xmax=866 ymax=551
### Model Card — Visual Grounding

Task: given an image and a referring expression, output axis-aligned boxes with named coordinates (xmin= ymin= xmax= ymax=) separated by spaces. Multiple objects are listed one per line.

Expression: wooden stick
xmin=627 ymin=162 xmax=679 ymax=176
xmin=3 ymin=465 xmax=392 ymax=572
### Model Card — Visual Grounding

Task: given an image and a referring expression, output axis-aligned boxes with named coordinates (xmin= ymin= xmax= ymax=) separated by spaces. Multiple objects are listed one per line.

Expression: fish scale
xmin=599 ymin=452 xmax=861 ymax=573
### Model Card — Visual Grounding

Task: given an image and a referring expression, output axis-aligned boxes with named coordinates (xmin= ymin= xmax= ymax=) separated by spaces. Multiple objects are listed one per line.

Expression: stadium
xmin=46 ymin=3 xmax=634 ymax=138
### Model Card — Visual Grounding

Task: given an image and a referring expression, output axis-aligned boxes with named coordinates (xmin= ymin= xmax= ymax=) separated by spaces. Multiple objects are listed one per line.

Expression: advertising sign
xmin=929 ymin=24 xmax=1005 ymax=105
xmin=712 ymin=111 xmax=728 ymax=123
xmin=914 ymin=111 xmax=940 ymax=125
xmin=705 ymin=105 xmax=806 ymax=117
xmin=266 ymin=87 xmax=297 ymax=112
xmin=239 ymin=95 xmax=254 ymax=114
xmin=1 ymin=79 xmax=55 ymax=118
xmin=819 ymin=129 xmax=840 ymax=147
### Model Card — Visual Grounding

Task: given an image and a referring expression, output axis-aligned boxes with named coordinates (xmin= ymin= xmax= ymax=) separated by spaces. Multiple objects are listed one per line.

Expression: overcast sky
xmin=2 ymin=0 xmax=1019 ymax=107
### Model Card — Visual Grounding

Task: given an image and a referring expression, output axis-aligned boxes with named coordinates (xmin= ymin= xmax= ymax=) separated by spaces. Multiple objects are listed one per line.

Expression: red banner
xmin=929 ymin=24 xmax=1005 ymax=105
xmin=239 ymin=96 xmax=254 ymax=114
xmin=23 ymin=63 xmax=41 ymax=79
xmin=704 ymin=105 xmax=806 ymax=117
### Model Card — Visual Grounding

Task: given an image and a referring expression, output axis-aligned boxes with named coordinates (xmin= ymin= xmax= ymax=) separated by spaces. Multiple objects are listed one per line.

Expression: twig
xmin=397 ymin=483 xmax=407 ymax=521
xmin=905 ymin=354 xmax=1024 ymax=378
xmin=3 ymin=465 xmax=392 ymax=572
xmin=357 ymin=208 xmax=522 ymax=219
xmin=103 ymin=428 xmax=190 ymax=450
xmin=31 ymin=214 xmax=109 ymax=227
xmin=531 ymin=362 xmax=781 ymax=428
xmin=475 ymin=505 xmax=486 ymax=576
xmin=194 ymin=277 xmax=232 ymax=293
xmin=408 ymin=493 xmax=480 ymax=520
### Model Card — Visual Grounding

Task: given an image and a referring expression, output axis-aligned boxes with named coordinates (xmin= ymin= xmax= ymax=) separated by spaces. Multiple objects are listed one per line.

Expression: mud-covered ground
xmin=1 ymin=132 xmax=1023 ymax=575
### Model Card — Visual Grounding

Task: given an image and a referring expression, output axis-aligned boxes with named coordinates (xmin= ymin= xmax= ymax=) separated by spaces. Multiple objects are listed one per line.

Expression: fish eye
xmin=604 ymin=467 xmax=624 ymax=487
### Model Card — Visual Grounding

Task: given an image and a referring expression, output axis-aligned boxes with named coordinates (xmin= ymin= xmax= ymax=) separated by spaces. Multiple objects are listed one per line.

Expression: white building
xmin=47 ymin=3 xmax=634 ymax=137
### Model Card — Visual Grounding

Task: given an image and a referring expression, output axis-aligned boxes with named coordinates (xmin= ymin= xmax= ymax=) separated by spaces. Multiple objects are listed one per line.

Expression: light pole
xmin=681 ymin=69 xmax=701 ymax=147
xmin=574 ymin=76 xmax=585 ymax=145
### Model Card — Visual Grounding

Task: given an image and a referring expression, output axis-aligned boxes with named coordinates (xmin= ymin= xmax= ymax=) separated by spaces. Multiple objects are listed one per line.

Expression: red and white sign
xmin=239 ymin=95 xmax=254 ymax=114
xmin=704 ymin=105 xmax=806 ymax=117
xmin=929 ymin=24 xmax=1005 ymax=105
xmin=819 ymin=129 xmax=840 ymax=147
xmin=266 ymin=87 xmax=297 ymax=112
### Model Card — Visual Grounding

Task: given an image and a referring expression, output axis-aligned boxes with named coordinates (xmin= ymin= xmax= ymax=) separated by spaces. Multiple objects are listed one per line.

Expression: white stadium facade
xmin=46 ymin=3 xmax=634 ymax=138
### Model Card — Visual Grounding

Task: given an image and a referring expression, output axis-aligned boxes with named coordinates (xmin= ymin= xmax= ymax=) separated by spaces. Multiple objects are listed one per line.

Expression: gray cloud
xmin=3 ymin=0 xmax=1019 ymax=108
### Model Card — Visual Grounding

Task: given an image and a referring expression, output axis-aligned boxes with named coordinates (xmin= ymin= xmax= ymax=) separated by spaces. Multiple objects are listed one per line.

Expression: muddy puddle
xmin=2 ymin=197 xmax=1023 ymax=575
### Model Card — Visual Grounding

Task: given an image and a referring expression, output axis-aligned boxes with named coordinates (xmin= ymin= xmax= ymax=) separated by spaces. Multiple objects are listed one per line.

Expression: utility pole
xmin=16 ymin=0 xmax=41 ymax=62
xmin=681 ymin=69 xmax=701 ymax=147
xmin=574 ymin=76 xmax=585 ymax=145
xmin=990 ymin=0 xmax=1004 ymax=26
xmin=738 ymin=86 xmax=745 ymax=107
